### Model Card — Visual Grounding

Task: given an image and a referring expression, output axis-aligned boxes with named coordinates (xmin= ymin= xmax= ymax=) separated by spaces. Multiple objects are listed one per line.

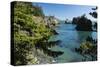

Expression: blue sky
xmin=33 ymin=2 xmax=96 ymax=21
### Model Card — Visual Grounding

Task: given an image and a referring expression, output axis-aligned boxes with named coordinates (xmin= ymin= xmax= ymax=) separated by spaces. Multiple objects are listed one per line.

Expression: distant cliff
xmin=44 ymin=16 xmax=59 ymax=28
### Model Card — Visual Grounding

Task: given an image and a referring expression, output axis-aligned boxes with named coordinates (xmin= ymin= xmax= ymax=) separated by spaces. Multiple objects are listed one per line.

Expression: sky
xmin=33 ymin=2 xmax=96 ymax=21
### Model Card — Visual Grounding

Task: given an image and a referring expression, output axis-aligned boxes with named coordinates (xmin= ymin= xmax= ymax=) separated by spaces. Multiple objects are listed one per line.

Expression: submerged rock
xmin=43 ymin=48 xmax=64 ymax=58
xmin=51 ymin=29 xmax=58 ymax=35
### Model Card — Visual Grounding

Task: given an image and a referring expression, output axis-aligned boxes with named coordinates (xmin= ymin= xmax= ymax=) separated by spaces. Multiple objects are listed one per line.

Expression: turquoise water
xmin=48 ymin=23 xmax=97 ymax=63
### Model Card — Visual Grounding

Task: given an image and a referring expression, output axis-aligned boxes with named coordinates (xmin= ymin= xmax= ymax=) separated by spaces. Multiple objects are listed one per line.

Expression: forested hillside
xmin=11 ymin=1 xmax=59 ymax=65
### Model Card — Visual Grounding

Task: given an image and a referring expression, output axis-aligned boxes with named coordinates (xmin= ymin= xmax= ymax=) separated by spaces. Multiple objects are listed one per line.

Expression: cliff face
xmin=32 ymin=16 xmax=59 ymax=28
xmin=12 ymin=1 xmax=59 ymax=65
xmin=44 ymin=16 xmax=59 ymax=28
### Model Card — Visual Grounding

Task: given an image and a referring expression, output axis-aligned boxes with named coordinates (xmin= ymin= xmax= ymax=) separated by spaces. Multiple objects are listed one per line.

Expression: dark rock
xmin=43 ymin=48 xmax=64 ymax=58
xmin=72 ymin=15 xmax=93 ymax=31
xmin=51 ymin=29 xmax=58 ymax=35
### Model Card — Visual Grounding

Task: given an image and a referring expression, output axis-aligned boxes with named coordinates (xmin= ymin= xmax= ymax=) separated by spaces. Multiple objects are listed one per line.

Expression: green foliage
xmin=75 ymin=41 xmax=97 ymax=61
xmin=12 ymin=1 xmax=53 ymax=65
xmin=80 ymin=42 xmax=93 ymax=50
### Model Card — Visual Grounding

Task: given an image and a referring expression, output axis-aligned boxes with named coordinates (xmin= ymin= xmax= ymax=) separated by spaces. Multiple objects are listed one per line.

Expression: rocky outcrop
xmin=72 ymin=17 xmax=80 ymax=24
xmin=44 ymin=16 xmax=59 ymax=28
xmin=72 ymin=15 xmax=93 ymax=31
